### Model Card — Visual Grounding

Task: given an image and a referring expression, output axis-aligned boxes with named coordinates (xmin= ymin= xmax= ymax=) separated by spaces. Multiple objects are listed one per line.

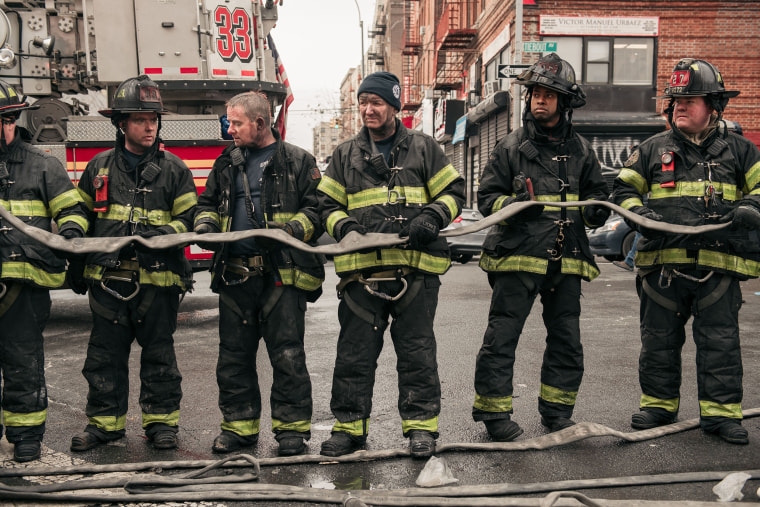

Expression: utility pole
xmin=353 ymin=0 xmax=365 ymax=78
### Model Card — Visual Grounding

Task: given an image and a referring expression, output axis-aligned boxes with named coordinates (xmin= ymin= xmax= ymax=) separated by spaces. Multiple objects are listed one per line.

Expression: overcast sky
xmin=270 ymin=0 xmax=377 ymax=152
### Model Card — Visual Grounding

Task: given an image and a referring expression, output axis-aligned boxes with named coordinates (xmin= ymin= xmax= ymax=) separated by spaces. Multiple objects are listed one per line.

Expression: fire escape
xmin=433 ymin=0 xmax=477 ymax=91
xmin=401 ymin=0 xmax=422 ymax=110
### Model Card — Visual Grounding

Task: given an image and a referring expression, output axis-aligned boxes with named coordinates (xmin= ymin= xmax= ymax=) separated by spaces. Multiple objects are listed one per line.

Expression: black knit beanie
xmin=357 ymin=71 xmax=402 ymax=110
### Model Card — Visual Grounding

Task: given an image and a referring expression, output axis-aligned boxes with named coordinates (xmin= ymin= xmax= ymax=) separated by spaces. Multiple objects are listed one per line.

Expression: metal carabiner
xmin=100 ymin=276 xmax=140 ymax=301
xmin=387 ymin=188 xmax=406 ymax=205
xmin=0 ymin=281 xmax=6 ymax=299
xmin=360 ymin=276 xmax=408 ymax=301
xmin=221 ymin=264 xmax=251 ymax=286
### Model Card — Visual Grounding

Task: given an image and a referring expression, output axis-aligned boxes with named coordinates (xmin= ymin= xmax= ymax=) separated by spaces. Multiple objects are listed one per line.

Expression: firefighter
xmin=0 ymin=80 xmax=88 ymax=462
xmin=317 ymin=71 xmax=465 ymax=458
xmin=472 ymin=54 xmax=609 ymax=441
xmin=69 ymin=75 xmax=197 ymax=452
xmin=194 ymin=91 xmax=324 ymax=456
xmin=612 ymin=58 xmax=760 ymax=444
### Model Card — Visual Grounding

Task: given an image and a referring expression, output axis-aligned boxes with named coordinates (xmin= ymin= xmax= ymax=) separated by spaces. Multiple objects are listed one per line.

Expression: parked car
xmin=443 ymin=208 xmax=489 ymax=264
xmin=587 ymin=213 xmax=636 ymax=261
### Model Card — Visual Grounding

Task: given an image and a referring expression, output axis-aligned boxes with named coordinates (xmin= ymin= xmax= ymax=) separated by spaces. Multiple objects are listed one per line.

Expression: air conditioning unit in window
xmin=484 ymin=80 xmax=500 ymax=97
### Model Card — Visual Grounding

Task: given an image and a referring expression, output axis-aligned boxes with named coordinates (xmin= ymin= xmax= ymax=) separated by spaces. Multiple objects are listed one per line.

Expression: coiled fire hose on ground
xmin=1 ymin=409 xmax=759 ymax=505
xmin=0 ymin=200 xmax=729 ymax=256
xmin=0 ymin=202 xmax=750 ymax=504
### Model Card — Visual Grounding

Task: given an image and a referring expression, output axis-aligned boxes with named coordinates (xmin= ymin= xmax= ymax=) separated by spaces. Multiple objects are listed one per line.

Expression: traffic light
xmin=335 ymin=118 xmax=342 ymax=129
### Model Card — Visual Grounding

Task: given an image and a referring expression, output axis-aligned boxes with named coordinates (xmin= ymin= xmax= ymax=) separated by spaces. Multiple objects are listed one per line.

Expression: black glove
xmin=507 ymin=174 xmax=543 ymax=222
xmin=399 ymin=210 xmax=442 ymax=250
xmin=194 ymin=222 xmax=221 ymax=251
xmin=337 ymin=221 xmax=367 ymax=241
xmin=627 ymin=205 xmax=665 ymax=239
xmin=51 ymin=228 xmax=84 ymax=259
xmin=66 ymin=257 xmax=88 ymax=295
xmin=266 ymin=220 xmax=305 ymax=241
xmin=720 ymin=202 xmax=760 ymax=230
xmin=134 ymin=229 xmax=167 ymax=252
xmin=583 ymin=204 xmax=611 ymax=228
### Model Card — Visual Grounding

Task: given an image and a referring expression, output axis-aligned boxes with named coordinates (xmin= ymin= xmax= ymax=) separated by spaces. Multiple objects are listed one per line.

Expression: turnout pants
xmin=83 ymin=282 xmax=182 ymax=434
xmin=217 ymin=275 xmax=312 ymax=437
xmin=473 ymin=266 xmax=584 ymax=421
xmin=330 ymin=272 xmax=441 ymax=437
xmin=0 ymin=284 xmax=50 ymax=443
xmin=637 ymin=270 xmax=743 ymax=424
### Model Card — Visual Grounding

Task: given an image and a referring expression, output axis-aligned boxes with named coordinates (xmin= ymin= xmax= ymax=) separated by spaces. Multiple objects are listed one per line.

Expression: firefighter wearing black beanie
xmin=356 ymin=71 xmax=402 ymax=110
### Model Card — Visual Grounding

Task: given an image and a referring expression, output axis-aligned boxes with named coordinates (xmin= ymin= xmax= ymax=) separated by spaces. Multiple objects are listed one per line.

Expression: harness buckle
xmin=387 ymin=188 xmax=406 ymax=204
xmin=100 ymin=276 xmax=141 ymax=301
xmin=128 ymin=207 xmax=148 ymax=225
xmin=0 ymin=281 xmax=6 ymax=299
xmin=360 ymin=275 xmax=408 ymax=301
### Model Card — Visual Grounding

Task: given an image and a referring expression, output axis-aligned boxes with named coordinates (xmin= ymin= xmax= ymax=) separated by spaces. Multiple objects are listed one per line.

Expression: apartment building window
xmin=484 ymin=45 xmax=511 ymax=93
xmin=542 ymin=36 xmax=654 ymax=85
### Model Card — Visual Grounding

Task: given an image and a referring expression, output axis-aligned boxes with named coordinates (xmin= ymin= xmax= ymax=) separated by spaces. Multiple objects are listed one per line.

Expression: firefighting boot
xmin=631 ymin=408 xmax=677 ymax=430
xmin=275 ymin=431 xmax=308 ymax=456
xmin=408 ymin=430 xmax=436 ymax=459
xmin=13 ymin=440 xmax=41 ymax=462
xmin=702 ymin=417 xmax=749 ymax=445
xmin=541 ymin=416 xmax=576 ymax=432
xmin=212 ymin=430 xmax=258 ymax=453
xmin=483 ymin=417 xmax=523 ymax=442
xmin=320 ymin=431 xmax=366 ymax=457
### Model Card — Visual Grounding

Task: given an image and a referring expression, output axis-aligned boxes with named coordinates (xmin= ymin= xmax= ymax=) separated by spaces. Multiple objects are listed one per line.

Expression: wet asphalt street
xmin=2 ymin=258 xmax=760 ymax=505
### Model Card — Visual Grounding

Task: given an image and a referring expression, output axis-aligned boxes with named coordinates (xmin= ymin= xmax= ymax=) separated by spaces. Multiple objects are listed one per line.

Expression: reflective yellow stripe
xmin=620 ymin=197 xmax=644 ymax=210
xmin=282 ymin=212 xmax=315 ymax=241
xmin=1 ymin=261 xmax=65 ymax=288
xmin=332 ymin=418 xmax=368 ymax=436
xmin=98 ymin=204 xmax=173 ymax=225
xmin=561 ymin=257 xmax=600 ymax=281
xmin=272 ymin=418 xmax=311 ymax=433
xmin=640 ymin=394 xmax=679 ymax=413
xmin=172 ymin=191 xmax=197 ymax=216
xmin=327 ymin=210 xmax=350 ymax=237
xmin=1 ymin=199 xmax=51 ymax=217
xmin=347 ymin=186 xmax=429 ymax=210
xmin=3 ymin=409 xmax=47 ymax=427
xmin=333 ymin=248 xmax=451 ymax=275
xmin=540 ymin=193 xmax=580 ymax=214
xmin=57 ymin=214 xmax=89 ymax=232
xmin=540 ymin=383 xmax=578 ymax=406
xmin=78 ymin=188 xmax=94 ymax=210
xmin=635 ymin=248 xmax=695 ymax=267
xmin=89 ymin=414 xmax=127 ymax=432
xmin=49 ymin=188 xmax=84 ymax=216
xmin=221 ymin=418 xmax=260 ymax=436
xmin=427 ymin=163 xmax=460 ymax=197
xmin=142 ymin=410 xmax=179 ymax=428
xmin=402 ymin=416 xmax=438 ymax=434
xmin=278 ymin=267 xmax=323 ymax=291
xmin=195 ymin=211 xmax=220 ymax=226
xmin=166 ymin=220 xmax=188 ymax=234
xmin=699 ymin=400 xmax=742 ymax=419
xmin=318 ymin=176 xmax=348 ymax=206
xmin=436 ymin=194 xmax=458 ymax=222
xmin=744 ymin=160 xmax=760 ymax=193
xmin=84 ymin=264 xmax=188 ymax=290
xmin=493 ymin=195 xmax=509 ymax=213
xmin=479 ymin=254 xmax=548 ymax=275
xmin=698 ymin=249 xmax=760 ymax=278
xmin=617 ymin=168 xmax=649 ymax=195
xmin=649 ymin=181 xmax=738 ymax=201
xmin=473 ymin=393 xmax=513 ymax=413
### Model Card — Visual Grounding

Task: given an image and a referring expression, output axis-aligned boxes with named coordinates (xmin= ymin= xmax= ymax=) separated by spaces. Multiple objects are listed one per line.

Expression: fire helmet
xmin=516 ymin=53 xmax=586 ymax=109
xmin=658 ymin=58 xmax=739 ymax=113
xmin=0 ymin=80 xmax=37 ymax=118
xmin=99 ymin=75 xmax=169 ymax=118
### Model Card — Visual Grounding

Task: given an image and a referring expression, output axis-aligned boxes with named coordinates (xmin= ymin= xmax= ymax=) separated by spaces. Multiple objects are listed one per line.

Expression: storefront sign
xmin=540 ymin=16 xmax=659 ymax=37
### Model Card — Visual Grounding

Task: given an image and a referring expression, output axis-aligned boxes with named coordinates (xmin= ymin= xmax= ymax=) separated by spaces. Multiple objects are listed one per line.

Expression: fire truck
xmin=0 ymin=0 xmax=288 ymax=269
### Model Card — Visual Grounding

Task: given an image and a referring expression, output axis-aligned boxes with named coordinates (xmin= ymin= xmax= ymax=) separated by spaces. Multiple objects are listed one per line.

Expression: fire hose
xmin=1 ymin=409 xmax=759 ymax=505
xmin=0 ymin=202 xmax=751 ymax=504
xmin=0 ymin=200 xmax=729 ymax=255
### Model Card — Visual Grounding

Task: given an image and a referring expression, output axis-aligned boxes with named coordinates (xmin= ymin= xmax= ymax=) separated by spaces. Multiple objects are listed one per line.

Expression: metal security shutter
xmin=479 ymin=109 xmax=512 ymax=170
xmin=444 ymin=142 xmax=464 ymax=177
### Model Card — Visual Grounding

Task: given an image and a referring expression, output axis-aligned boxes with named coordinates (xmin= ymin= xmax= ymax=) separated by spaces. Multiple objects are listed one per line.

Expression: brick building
xmin=363 ymin=0 xmax=760 ymax=205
